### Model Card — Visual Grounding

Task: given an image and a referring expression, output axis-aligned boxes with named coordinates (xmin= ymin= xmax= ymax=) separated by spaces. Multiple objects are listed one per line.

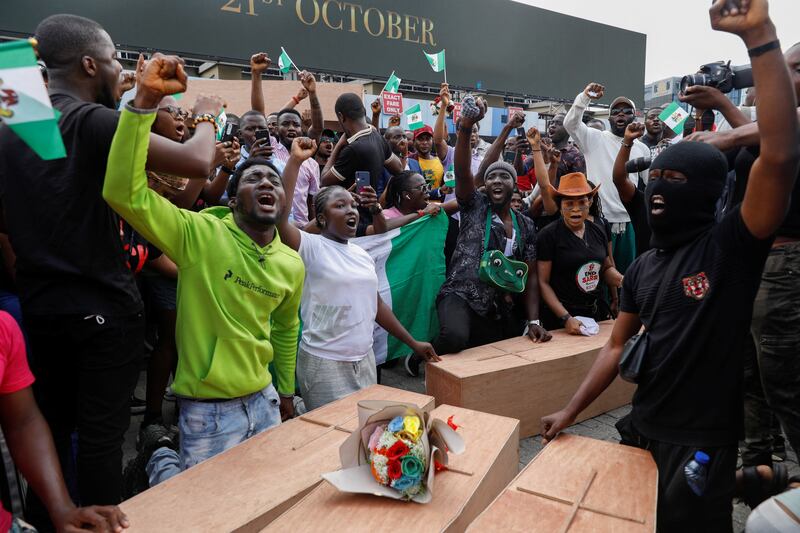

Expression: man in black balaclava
xmin=645 ymin=142 xmax=727 ymax=249
xmin=541 ymin=1 xmax=800 ymax=529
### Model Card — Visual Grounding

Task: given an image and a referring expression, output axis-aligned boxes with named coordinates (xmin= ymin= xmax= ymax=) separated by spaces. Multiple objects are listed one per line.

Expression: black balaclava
xmin=645 ymin=142 xmax=728 ymax=250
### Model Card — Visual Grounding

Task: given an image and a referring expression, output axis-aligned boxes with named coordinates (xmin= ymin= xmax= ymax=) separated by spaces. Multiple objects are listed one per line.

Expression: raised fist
xmin=624 ymin=122 xmax=646 ymax=143
xmin=290 ymin=136 xmax=317 ymax=161
xmin=250 ymin=53 xmax=271 ymax=74
xmin=371 ymin=99 xmax=382 ymax=115
xmin=583 ymin=82 xmax=605 ymax=100
xmin=134 ymin=53 xmax=187 ymax=109
xmin=460 ymin=94 xmax=486 ymax=126
xmin=526 ymin=127 xmax=541 ymax=148
xmin=710 ymin=0 xmax=770 ymax=37
xmin=191 ymin=94 xmax=225 ymax=118
xmin=299 ymin=71 xmax=317 ymax=94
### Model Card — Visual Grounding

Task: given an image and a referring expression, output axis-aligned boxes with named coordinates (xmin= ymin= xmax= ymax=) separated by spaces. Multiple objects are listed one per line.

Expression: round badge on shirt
xmin=576 ymin=262 xmax=602 ymax=293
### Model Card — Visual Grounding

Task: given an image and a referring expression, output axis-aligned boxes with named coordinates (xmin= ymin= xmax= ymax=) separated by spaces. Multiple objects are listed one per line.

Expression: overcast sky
xmin=514 ymin=0 xmax=800 ymax=83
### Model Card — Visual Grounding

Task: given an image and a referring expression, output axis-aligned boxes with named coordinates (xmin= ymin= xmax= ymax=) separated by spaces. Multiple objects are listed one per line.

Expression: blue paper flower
xmin=392 ymin=475 xmax=421 ymax=491
xmin=388 ymin=416 xmax=404 ymax=433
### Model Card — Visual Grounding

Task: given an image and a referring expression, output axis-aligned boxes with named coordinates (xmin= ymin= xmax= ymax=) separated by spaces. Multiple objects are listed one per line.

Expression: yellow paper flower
xmin=399 ymin=416 xmax=422 ymax=442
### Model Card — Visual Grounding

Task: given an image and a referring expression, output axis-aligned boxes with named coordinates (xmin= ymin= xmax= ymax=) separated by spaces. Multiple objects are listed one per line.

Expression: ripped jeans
xmin=146 ymin=384 xmax=281 ymax=486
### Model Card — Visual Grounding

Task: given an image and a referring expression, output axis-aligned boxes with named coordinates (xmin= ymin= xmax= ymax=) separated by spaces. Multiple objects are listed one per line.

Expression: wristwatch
xmin=528 ymin=319 xmax=541 ymax=327
xmin=559 ymin=313 xmax=572 ymax=327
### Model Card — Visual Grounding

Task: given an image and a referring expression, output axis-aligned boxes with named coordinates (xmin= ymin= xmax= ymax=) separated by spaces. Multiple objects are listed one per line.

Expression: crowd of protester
xmin=0 ymin=0 xmax=798 ymax=531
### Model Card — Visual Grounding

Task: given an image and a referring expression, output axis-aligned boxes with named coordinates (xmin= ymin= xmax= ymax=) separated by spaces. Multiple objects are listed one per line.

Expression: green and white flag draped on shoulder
xmin=405 ymin=103 xmax=424 ymax=131
xmin=424 ymin=50 xmax=446 ymax=73
xmin=382 ymin=71 xmax=401 ymax=94
xmin=352 ymin=211 xmax=449 ymax=364
xmin=278 ymin=47 xmax=297 ymax=74
xmin=659 ymin=102 xmax=690 ymax=135
xmin=0 ymin=39 xmax=66 ymax=160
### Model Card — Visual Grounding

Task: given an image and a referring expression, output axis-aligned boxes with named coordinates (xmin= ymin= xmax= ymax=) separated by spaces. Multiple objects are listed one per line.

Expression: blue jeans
xmin=146 ymin=384 xmax=281 ymax=486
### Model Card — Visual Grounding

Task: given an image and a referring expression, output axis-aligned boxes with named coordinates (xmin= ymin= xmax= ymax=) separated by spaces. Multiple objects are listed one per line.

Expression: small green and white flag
xmin=353 ymin=212 xmax=448 ymax=364
xmin=0 ymin=39 xmax=66 ymax=160
xmin=659 ymin=102 xmax=690 ymax=135
xmin=215 ymin=109 xmax=227 ymax=141
xmin=424 ymin=49 xmax=446 ymax=73
xmin=278 ymin=47 xmax=297 ymax=74
xmin=405 ymin=103 xmax=424 ymax=131
xmin=382 ymin=71 xmax=401 ymax=94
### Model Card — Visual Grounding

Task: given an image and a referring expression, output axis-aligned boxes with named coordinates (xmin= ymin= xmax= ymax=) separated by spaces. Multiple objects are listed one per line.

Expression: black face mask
xmin=645 ymin=143 xmax=728 ymax=250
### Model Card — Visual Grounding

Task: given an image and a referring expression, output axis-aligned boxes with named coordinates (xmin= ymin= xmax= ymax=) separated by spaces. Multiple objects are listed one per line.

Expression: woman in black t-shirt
xmin=537 ymin=173 xmax=624 ymax=334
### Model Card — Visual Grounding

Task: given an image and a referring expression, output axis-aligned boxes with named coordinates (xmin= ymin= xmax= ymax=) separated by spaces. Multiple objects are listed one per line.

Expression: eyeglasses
xmin=159 ymin=105 xmax=189 ymax=121
xmin=610 ymin=107 xmax=635 ymax=117
xmin=408 ymin=183 xmax=430 ymax=192
xmin=320 ymin=136 xmax=336 ymax=143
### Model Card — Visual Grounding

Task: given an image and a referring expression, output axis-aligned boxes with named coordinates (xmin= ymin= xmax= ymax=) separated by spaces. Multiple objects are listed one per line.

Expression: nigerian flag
xmin=405 ymin=103 xmax=424 ymax=131
xmin=0 ymin=39 xmax=65 ymax=160
xmin=353 ymin=211 xmax=448 ymax=364
xmin=659 ymin=102 xmax=690 ymax=134
xmin=424 ymin=49 xmax=446 ymax=73
xmin=278 ymin=47 xmax=296 ymax=74
xmin=382 ymin=71 xmax=401 ymax=94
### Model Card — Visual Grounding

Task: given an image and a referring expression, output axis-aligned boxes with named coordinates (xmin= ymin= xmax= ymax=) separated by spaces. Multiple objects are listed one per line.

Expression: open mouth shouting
xmin=650 ymin=195 xmax=666 ymax=216
xmin=344 ymin=213 xmax=359 ymax=231
xmin=257 ymin=191 xmax=277 ymax=211
xmin=489 ymin=184 xmax=506 ymax=202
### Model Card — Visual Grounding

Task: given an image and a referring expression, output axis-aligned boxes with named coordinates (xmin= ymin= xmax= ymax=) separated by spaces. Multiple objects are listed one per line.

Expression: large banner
xmin=0 ymin=0 xmax=646 ymax=104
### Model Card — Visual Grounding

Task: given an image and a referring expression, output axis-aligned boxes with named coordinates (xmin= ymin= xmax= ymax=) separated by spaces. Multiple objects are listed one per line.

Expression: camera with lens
xmin=626 ymin=157 xmax=651 ymax=174
xmin=680 ymin=61 xmax=753 ymax=94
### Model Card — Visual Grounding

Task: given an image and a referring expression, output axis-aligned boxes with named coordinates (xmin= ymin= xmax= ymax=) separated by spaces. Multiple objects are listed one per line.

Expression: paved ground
xmin=125 ymin=359 xmax=798 ymax=532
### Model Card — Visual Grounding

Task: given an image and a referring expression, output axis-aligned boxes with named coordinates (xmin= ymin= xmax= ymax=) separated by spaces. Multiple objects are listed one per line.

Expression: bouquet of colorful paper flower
xmin=322 ymin=401 xmax=464 ymax=504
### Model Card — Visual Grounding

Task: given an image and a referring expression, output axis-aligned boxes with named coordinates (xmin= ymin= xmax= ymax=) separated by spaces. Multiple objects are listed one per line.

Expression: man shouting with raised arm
xmin=103 ymin=54 xmax=303 ymax=492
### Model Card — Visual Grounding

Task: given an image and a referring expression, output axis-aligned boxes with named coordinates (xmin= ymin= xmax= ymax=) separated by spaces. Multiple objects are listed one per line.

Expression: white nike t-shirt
xmin=298 ymin=232 xmax=378 ymax=361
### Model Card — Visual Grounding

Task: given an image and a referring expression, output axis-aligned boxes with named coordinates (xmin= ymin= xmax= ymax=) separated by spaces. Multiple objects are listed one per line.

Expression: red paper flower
xmin=447 ymin=415 xmax=459 ymax=431
xmin=434 ymin=460 xmax=447 ymax=473
xmin=387 ymin=459 xmax=403 ymax=480
xmin=386 ymin=440 xmax=409 ymax=461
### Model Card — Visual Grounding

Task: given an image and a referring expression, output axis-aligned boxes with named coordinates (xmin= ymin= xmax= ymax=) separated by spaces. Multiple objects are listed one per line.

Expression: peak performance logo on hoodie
xmin=223 ymin=270 xmax=279 ymax=299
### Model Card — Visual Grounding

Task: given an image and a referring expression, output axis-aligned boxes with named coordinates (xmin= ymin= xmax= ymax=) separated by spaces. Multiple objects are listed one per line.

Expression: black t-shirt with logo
xmin=0 ymin=93 xmax=143 ymax=315
xmin=537 ymin=219 xmax=608 ymax=313
xmin=331 ymin=127 xmax=394 ymax=189
xmin=620 ymin=207 xmax=771 ymax=446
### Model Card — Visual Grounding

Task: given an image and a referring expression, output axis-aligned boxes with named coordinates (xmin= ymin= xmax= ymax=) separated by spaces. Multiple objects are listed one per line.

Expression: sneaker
xmin=404 ymin=354 xmax=420 ymax=377
xmin=123 ymin=423 xmax=178 ymax=499
xmin=136 ymin=418 xmax=178 ymax=451
xmin=163 ymin=386 xmax=176 ymax=403
xmin=130 ymin=395 xmax=146 ymax=415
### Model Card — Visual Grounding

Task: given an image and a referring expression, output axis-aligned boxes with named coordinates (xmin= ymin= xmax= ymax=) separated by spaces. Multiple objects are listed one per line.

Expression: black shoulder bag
xmin=618 ymin=245 xmax=691 ymax=383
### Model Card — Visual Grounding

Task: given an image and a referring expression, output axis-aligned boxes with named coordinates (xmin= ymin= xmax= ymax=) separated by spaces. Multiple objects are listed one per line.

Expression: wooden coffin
xmin=426 ymin=321 xmax=635 ymax=438
xmin=263 ymin=405 xmax=520 ymax=533
xmin=468 ymin=433 xmax=657 ymax=532
xmin=120 ymin=385 xmax=435 ymax=533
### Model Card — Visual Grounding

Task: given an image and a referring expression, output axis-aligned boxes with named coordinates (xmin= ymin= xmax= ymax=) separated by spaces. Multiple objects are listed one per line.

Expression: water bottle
xmin=684 ymin=451 xmax=710 ymax=496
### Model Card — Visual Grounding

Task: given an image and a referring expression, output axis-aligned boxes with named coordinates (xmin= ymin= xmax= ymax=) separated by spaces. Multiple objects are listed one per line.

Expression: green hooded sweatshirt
xmin=103 ymin=106 xmax=303 ymax=399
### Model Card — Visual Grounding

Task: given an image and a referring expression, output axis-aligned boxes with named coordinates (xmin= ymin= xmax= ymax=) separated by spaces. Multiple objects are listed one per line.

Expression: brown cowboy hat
xmin=549 ymin=172 xmax=601 ymax=198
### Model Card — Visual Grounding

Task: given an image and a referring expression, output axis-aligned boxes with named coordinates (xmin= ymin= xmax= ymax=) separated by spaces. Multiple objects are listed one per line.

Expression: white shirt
xmin=298 ymin=232 xmax=378 ymax=361
xmin=564 ymin=92 xmax=650 ymax=224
